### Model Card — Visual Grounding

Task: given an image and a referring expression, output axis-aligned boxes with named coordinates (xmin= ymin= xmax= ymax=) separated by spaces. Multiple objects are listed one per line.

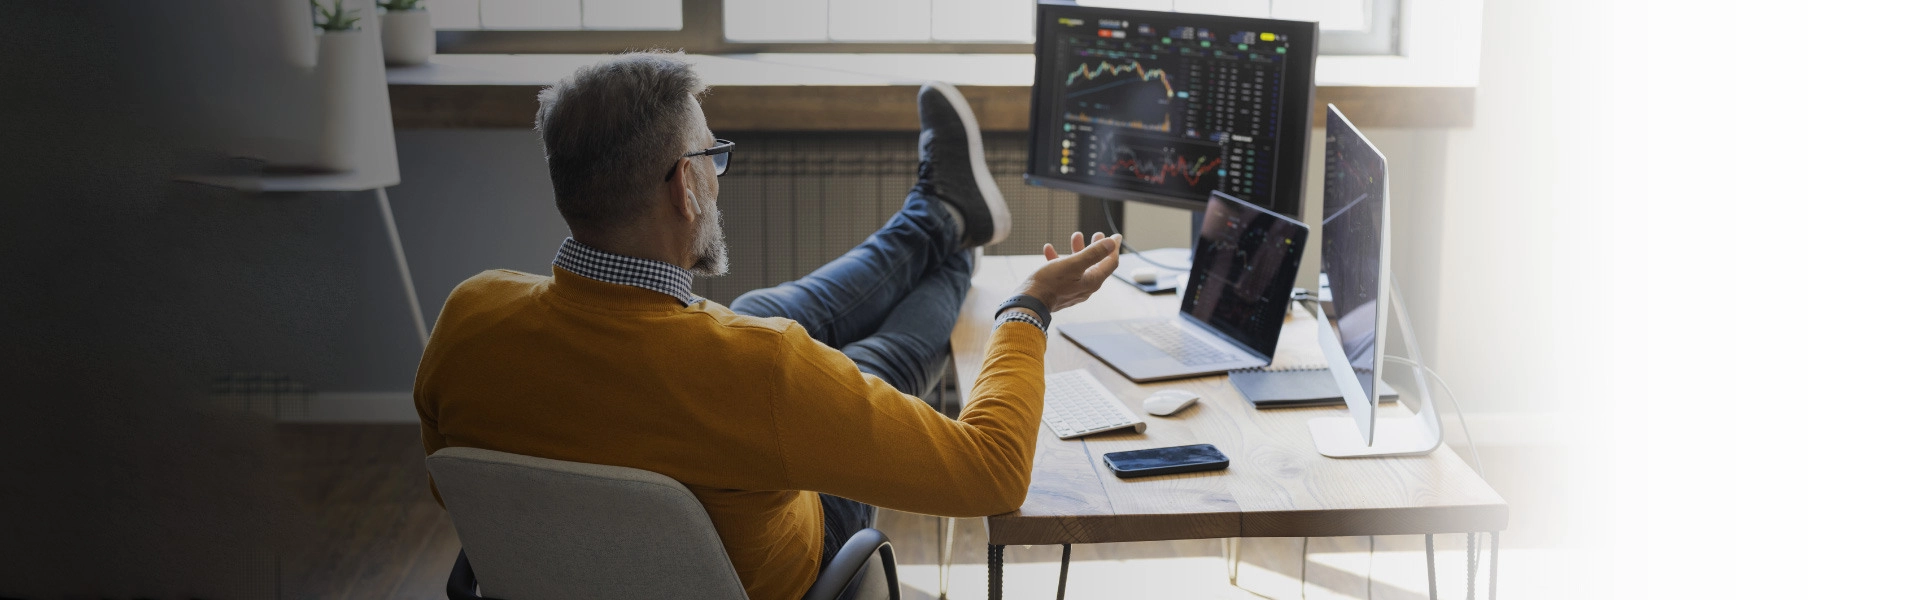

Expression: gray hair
xmin=535 ymin=51 xmax=709 ymax=233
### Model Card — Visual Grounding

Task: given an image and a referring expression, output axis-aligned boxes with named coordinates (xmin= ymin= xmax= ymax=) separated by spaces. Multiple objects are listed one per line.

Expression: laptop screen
xmin=1180 ymin=191 xmax=1310 ymax=358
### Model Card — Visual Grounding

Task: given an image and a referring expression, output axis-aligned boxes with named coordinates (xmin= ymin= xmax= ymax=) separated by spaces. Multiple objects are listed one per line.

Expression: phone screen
xmin=1105 ymin=444 xmax=1228 ymax=472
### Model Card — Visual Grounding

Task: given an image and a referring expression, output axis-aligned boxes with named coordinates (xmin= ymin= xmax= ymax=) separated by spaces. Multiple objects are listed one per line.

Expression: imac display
xmin=1025 ymin=2 xmax=1318 ymax=216
xmin=1318 ymin=104 xmax=1390 ymax=444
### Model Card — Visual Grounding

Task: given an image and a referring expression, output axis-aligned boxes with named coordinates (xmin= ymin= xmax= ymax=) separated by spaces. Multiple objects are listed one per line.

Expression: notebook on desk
xmin=1229 ymin=365 xmax=1399 ymax=408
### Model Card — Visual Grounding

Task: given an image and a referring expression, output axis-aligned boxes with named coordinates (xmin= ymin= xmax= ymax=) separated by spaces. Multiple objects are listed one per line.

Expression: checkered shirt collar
xmin=553 ymin=238 xmax=701 ymax=306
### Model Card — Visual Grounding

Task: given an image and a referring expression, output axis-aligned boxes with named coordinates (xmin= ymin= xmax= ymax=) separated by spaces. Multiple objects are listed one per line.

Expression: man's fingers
xmin=1085 ymin=240 xmax=1123 ymax=280
xmin=1060 ymin=235 xmax=1121 ymax=268
xmin=1070 ymin=231 xmax=1086 ymax=254
xmin=1043 ymin=243 xmax=1059 ymax=261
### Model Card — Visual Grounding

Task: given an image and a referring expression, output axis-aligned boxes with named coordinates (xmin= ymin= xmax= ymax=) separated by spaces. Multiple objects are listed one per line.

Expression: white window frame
xmin=433 ymin=0 xmax=1412 ymax=57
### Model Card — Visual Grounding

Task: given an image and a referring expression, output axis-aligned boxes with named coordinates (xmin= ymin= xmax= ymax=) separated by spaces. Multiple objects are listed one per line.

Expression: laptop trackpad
xmin=1083 ymin=333 xmax=1167 ymax=362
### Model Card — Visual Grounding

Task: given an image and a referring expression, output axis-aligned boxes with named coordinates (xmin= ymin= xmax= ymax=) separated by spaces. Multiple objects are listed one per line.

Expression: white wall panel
xmin=726 ymin=0 xmax=831 ymax=41
xmin=583 ymin=0 xmax=682 ymax=30
xmin=931 ymin=0 xmax=1033 ymax=42
xmin=427 ymin=0 xmax=481 ymax=28
xmin=829 ymin=0 xmax=933 ymax=41
xmin=479 ymin=0 xmax=582 ymax=29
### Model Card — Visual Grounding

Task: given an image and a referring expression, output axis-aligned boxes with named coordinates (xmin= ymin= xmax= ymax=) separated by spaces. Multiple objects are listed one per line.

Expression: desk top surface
xmin=955 ymin=255 xmax=1507 ymax=545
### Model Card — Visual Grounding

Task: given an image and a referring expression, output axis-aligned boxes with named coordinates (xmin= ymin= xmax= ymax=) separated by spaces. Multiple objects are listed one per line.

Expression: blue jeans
xmin=727 ymin=189 xmax=974 ymax=569
xmin=729 ymin=189 xmax=972 ymax=398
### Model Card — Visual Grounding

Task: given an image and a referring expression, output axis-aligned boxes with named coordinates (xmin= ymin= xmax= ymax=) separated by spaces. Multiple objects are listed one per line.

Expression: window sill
xmin=387 ymin=53 xmax=1475 ymax=130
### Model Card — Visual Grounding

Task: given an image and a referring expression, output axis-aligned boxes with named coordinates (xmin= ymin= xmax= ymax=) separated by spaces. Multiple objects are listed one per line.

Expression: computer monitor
xmin=1024 ymin=1 xmax=1319 ymax=217
xmin=1315 ymin=103 xmax=1391 ymax=448
xmin=1308 ymin=104 xmax=1441 ymax=458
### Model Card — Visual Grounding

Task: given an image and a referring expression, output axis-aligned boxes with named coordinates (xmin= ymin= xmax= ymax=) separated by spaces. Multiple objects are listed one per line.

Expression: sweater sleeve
xmin=766 ymin=322 xmax=1047 ymax=517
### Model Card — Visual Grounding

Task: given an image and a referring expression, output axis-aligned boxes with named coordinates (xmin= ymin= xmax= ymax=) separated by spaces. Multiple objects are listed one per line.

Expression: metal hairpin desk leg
xmin=1056 ymin=544 xmax=1072 ymax=600
xmin=1425 ymin=534 xmax=1438 ymax=600
xmin=1223 ymin=537 xmax=1241 ymax=585
xmin=1301 ymin=537 xmax=1311 ymax=599
xmin=937 ymin=517 xmax=955 ymax=598
xmin=1467 ymin=533 xmax=1479 ymax=600
xmin=987 ymin=544 xmax=1006 ymax=600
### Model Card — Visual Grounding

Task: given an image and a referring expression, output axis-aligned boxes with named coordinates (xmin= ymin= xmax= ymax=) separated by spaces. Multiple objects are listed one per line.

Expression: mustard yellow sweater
xmin=415 ymin=267 xmax=1047 ymax=600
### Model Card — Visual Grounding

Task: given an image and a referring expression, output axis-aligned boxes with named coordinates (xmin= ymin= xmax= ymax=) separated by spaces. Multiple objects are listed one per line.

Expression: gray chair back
xmin=425 ymin=446 xmax=750 ymax=600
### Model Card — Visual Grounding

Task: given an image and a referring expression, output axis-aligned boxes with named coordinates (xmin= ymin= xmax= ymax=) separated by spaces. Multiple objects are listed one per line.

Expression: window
xmin=1074 ymin=0 xmax=1397 ymax=54
xmin=725 ymin=0 xmax=1034 ymax=43
xmin=431 ymin=0 xmax=1398 ymax=55
xmin=429 ymin=0 xmax=684 ymax=30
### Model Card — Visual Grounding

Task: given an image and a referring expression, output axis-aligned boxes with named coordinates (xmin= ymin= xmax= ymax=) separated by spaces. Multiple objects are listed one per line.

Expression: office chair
xmin=426 ymin=447 xmax=899 ymax=600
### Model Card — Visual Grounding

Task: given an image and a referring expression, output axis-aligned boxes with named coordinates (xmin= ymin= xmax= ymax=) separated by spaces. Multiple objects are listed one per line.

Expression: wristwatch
xmin=994 ymin=294 xmax=1053 ymax=330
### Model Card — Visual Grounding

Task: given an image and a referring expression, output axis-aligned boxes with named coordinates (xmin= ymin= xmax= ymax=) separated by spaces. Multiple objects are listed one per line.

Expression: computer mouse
xmin=1130 ymin=267 xmax=1160 ymax=284
xmin=1142 ymin=390 xmax=1200 ymax=417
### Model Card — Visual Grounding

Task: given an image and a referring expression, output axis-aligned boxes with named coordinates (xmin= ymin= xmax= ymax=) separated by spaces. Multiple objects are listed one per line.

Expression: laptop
xmin=1060 ymin=191 xmax=1311 ymax=382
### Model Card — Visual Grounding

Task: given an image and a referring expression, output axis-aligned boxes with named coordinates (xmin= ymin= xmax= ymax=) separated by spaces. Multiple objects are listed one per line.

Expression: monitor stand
xmin=1309 ymin=275 xmax=1444 ymax=458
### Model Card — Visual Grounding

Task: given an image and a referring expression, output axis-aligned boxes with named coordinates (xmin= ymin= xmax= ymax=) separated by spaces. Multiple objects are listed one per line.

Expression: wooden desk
xmin=951 ymin=255 xmax=1507 ymax=598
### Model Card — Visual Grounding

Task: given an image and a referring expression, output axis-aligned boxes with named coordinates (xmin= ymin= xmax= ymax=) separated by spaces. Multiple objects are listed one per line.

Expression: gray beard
xmin=688 ymin=201 xmax=729 ymax=277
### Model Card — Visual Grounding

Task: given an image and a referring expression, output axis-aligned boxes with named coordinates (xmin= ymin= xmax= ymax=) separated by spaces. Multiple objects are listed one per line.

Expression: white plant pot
xmin=381 ymin=9 xmax=434 ymax=66
xmin=315 ymin=29 xmax=365 ymax=172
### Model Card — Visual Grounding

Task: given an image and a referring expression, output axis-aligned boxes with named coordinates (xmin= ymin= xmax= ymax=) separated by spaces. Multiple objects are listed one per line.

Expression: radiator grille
xmin=696 ymin=133 xmax=1091 ymax=305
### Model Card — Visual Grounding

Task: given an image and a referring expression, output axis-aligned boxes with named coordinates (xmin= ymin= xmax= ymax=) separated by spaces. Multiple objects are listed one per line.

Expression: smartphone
xmin=1102 ymin=444 xmax=1229 ymax=478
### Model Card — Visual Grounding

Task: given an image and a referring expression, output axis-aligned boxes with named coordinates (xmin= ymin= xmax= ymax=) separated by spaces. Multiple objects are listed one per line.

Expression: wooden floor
xmin=278 ymin=424 xmax=1563 ymax=599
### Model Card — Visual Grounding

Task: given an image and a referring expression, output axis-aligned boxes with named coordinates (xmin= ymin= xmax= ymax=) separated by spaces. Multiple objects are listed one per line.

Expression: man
xmin=414 ymin=51 xmax=1122 ymax=599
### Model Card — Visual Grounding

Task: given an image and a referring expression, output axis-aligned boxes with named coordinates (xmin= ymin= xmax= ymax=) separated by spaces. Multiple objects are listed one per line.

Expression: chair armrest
xmin=802 ymin=528 xmax=899 ymax=600
xmin=447 ymin=550 xmax=485 ymax=600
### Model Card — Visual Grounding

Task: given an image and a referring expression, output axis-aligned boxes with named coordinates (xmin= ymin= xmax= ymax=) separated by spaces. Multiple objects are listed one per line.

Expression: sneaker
xmin=916 ymin=82 xmax=1010 ymax=248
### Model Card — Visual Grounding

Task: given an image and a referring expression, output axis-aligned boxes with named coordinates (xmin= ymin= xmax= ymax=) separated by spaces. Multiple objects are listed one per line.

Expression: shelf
xmin=174 ymin=167 xmax=400 ymax=194
xmin=387 ymin=53 xmax=1476 ymax=131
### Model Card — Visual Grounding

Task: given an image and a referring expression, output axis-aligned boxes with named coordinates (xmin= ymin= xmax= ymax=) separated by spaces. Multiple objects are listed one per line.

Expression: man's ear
xmin=667 ymin=157 xmax=699 ymax=223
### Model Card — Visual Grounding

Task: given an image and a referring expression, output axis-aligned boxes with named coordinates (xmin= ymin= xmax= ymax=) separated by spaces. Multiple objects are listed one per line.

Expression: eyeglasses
xmin=663 ymin=139 xmax=734 ymax=182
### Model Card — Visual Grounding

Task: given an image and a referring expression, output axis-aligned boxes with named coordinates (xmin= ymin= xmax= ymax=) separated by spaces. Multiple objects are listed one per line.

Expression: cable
xmin=1490 ymin=531 xmax=1500 ymax=600
xmin=1383 ymin=354 xmax=1492 ymax=598
xmin=1383 ymin=355 xmax=1484 ymax=476
xmin=1101 ymin=199 xmax=1186 ymax=270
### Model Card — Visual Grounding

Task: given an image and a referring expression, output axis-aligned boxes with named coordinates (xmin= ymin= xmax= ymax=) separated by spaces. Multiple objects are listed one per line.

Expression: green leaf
xmin=312 ymin=0 xmax=361 ymax=31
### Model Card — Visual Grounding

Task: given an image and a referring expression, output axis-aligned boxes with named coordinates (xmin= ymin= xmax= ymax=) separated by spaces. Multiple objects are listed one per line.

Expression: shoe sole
xmin=927 ymin=81 xmax=1010 ymax=246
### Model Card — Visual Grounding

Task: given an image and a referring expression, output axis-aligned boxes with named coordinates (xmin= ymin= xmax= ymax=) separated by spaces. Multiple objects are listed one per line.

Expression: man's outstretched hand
xmin=1017 ymin=231 xmax=1123 ymax=313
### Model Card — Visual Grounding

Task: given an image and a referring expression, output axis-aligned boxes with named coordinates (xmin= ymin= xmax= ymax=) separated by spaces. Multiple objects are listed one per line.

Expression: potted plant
xmin=379 ymin=0 xmax=434 ymax=66
xmin=313 ymin=0 xmax=363 ymax=172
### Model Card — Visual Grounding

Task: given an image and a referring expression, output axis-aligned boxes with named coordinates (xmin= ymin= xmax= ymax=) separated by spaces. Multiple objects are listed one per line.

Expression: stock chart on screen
xmin=1028 ymin=4 xmax=1316 ymax=214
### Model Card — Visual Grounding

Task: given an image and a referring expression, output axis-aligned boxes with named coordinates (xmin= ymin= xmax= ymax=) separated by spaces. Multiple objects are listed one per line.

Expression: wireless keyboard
xmin=1043 ymin=369 xmax=1147 ymax=439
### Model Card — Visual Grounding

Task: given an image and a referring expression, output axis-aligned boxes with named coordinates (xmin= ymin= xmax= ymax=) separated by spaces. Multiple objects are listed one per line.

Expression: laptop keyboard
xmin=1124 ymin=321 xmax=1238 ymax=365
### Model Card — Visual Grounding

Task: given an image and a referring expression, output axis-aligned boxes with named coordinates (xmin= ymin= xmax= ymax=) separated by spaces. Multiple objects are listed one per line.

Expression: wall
xmin=370 ymin=120 xmax=1533 ymax=417
xmin=1127 ymin=0 xmax=1562 ymax=415
xmin=97 ymin=0 xmax=1561 ymax=419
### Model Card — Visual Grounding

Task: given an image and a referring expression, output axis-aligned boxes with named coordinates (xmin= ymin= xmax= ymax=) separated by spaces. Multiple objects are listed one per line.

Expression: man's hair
xmin=535 ymin=51 xmax=708 ymax=232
